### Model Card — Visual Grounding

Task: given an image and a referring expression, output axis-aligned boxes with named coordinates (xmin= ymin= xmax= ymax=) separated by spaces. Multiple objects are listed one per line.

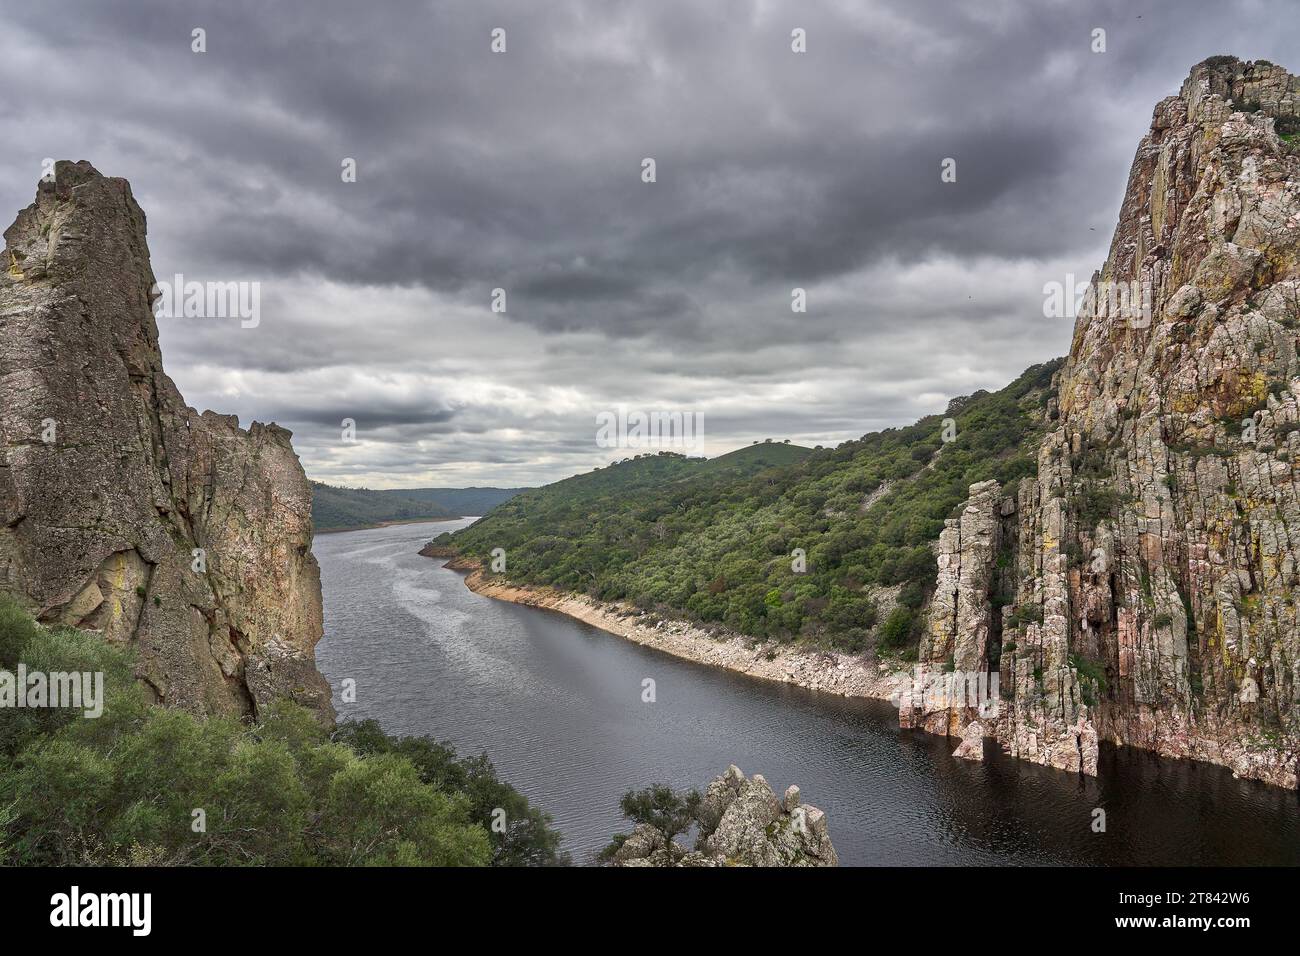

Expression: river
xmin=314 ymin=519 xmax=1300 ymax=866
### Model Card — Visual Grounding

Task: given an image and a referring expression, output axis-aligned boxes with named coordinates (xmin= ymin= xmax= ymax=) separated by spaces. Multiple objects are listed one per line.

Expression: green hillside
xmin=312 ymin=483 xmax=528 ymax=532
xmin=433 ymin=361 xmax=1060 ymax=656
xmin=377 ymin=487 xmax=530 ymax=517
xmin=312 ymin=482 xmax=457 ymax=532
xmin=425 ymin=447 xmax=809 ymax=537
xmin=696 ymin=441 xmax=813 ymax=476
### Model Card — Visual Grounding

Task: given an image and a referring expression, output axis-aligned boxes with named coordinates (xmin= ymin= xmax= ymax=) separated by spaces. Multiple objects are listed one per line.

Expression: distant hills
xmin=696 ymin=441 xmax=813 ymax=476
xmin=311 ymin=482 xmax=528 ymax=532
xmin=313 ymin=444 xmax=813 ymax=533
xmin=431 ymin=364 xmax=1057 ymax=655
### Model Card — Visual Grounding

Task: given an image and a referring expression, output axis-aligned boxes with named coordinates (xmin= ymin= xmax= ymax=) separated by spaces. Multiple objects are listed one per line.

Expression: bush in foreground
xmin=0 ymin=596 xmax=567 ymax=867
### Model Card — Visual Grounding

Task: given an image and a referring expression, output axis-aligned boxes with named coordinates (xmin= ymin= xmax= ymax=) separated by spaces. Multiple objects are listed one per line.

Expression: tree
xmin=600 ymin=784 xmax=701 ymax=861
xmin=879 ymin=606 xmax=917 ymax=651
xmin=440 ymin=361 xmax=1059 ymax=658
xmin=0 ymin=598 xmax=559 ymax=868
xmin=332 ymin=719 xmax=570 ymax=866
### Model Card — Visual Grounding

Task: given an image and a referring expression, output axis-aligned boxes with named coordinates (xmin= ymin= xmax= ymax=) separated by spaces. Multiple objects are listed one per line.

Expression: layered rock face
xmin=908 ymin=58 xmax=1300 ymax=788
xmin=0 ymin=161 xmax=332 ymax=720
xmin=611 ymin=766 xmax=838 ymax=866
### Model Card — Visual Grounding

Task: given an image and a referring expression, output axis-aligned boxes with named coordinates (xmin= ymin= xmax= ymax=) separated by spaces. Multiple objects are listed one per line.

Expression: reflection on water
xmin=315 ymin=519 xmax=1300 ymax=866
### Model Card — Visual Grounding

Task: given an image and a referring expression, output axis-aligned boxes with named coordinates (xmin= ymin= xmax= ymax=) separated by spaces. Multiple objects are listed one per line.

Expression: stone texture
xmin=952 ymin=720 xmax=986 ymax=761
xmin=0 ymin=161 xmax=332 ymax=721
xmin=456 ymin=561 xmax=912 ymax=700
xmin=903 ymin=479 xmax=1004 ymax=737
xmin=611 ymin=766 xmax=839 ymax=867
xmin=609 ymin=823 xmax=664 ymax=863
xmin=908 ymin=58 xmax=1300 ymax=788
xmin=783 ymin=784 xmax=801 ymax=811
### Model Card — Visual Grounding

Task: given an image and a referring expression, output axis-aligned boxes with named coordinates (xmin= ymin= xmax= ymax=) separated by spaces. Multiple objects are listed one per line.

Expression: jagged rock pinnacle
xmin=909 ymin=58 xmax=1300 ymax=787
xmin=0 ymin=161 xmax=333 ymax=721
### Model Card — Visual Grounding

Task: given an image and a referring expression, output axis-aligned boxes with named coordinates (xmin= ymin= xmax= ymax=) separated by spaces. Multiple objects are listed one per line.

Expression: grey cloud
xmin=2 ymin=0 xmax=1296 ymax=485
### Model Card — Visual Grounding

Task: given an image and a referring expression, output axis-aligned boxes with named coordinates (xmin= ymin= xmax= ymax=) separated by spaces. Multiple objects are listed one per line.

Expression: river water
xmin=314 ymin=519 xmax=1300 ymax=866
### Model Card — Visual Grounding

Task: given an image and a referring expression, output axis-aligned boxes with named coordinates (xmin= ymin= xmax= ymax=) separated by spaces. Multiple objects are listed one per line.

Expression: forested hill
xmin=432 ymin=360 xmax=1061 ymax=657
xmin=312 ymin=483 xmax=527 ymax=532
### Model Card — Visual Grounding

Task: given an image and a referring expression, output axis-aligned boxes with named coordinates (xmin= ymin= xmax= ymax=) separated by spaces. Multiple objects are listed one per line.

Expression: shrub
xmin=1007 ymin=603 xmax=1043 ymax=628
xmin=0 ymin=597 xmax=565 ymax=867
xmin=0 ymin=598 xmax=40 ymax=666
xmin=599 ymin=785 xmax=701 ymax=862
xmin=1070 ymin=653 xmax=1109 ymax=707
xmin=878 ymin=606 xmax=917 ymax=651
xmin=441 ymin=362 xmax=1063 ymax=655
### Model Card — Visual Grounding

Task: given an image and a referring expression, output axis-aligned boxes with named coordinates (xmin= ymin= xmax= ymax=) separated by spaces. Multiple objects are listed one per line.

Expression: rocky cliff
xmin=0 ymin=161 xmax=332 ymax=721
xmin=904 ymin=57 xmax=1300 ymax=788
xmin=610 ymin=766 xmax=838 ymax=867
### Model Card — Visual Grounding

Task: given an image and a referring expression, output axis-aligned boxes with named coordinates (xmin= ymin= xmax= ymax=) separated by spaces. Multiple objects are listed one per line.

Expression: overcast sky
xmin=3 ymin=0 xmax=1296 ymax=487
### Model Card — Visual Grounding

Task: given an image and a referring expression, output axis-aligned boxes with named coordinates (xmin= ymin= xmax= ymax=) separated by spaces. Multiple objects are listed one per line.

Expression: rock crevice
xmin=909 ymin=58 xmax=1300 ymax=788
xmin=0 ymin=161 xmax=332 ymax=721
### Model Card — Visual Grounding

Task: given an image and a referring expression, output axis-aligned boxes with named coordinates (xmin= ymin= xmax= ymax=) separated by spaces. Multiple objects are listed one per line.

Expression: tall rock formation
xmin=907 ymin=57 xmax=1300 ymax=788
xmin=0 ymin=161 xmax=332 ymax=721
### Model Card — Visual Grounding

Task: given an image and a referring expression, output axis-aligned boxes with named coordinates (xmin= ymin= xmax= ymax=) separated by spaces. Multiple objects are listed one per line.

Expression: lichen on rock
xmin=609 ymin=766 xmax=839 ymax=867
xmin=0 ymin=161 xmax=332 ymax=722
xmin=907 ymin=57 xmax=1300 ymax=788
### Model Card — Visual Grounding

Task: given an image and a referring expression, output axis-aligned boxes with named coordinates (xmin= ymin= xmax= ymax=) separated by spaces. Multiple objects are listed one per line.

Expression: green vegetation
xmin=332 ymin=720 xmax=568 ymax=866
xmin=376 ymin=486 xmax=532 ymax=516
xmin=1070 ymin=652 xmax=1109 ymax=708
xmin=878 ymin=606 xmax=917 ymax=652
xmin=312 ymin=481 xmax=455 ymax=531
xmin=440 ymin=361 xmax=1061 ymax=655
xmin=1006 ymin=603 xmax=1044 ymax=628
xmin=1078 ymin=486 xmax=1128 ymax=526
xmin=311 ymin=482 xmax=526 ymax=533
xmin=599 ymin=784 xmax=701 ymax=862
xmin=0 ymin=597 xmax=565 ymax=866
xmin=693 ymin=441 xmax=814 ymax=476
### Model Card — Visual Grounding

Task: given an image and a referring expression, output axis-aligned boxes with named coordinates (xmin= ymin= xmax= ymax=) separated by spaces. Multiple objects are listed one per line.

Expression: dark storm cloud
xmin=2 ymin=0 xmax=1297 ymax=485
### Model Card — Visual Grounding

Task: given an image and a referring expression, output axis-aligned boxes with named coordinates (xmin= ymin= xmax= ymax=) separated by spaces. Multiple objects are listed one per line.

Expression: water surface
xmin=315 ymin=519 xmax=1300 ymax=866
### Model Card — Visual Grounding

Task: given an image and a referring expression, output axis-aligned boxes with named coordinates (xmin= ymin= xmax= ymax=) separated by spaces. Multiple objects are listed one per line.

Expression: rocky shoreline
xmin=422 ymin=549 xmax=910 ymax=704
xmin=424 ymin=548 xmax=1300 ymax=789
xmin=316 ymin=516 xmax=465 ymax=535
xmin=901 ymin=58 xmax=1300 ymax=792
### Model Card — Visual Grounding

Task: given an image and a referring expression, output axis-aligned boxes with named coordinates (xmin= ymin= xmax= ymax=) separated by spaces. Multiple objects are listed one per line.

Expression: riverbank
xmin=427 ymin=552 xmax=910 ymax=703
xmin=317 ymin=522 xmax=1300 ymax=864
xmin=316 ymin=516 xmax=464 ymax=535
xmin=431 ymin=555 xmax=1300 ymax=791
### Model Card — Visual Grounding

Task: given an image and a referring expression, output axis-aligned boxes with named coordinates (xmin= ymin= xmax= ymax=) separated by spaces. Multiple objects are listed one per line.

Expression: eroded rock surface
xmin=910 ymin=58 xmax=1300 ymax=788
xmin=0 ymin=161 xmax=332 ymax=721
xmin=611 ymin=766 xmax=839 ymax=867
